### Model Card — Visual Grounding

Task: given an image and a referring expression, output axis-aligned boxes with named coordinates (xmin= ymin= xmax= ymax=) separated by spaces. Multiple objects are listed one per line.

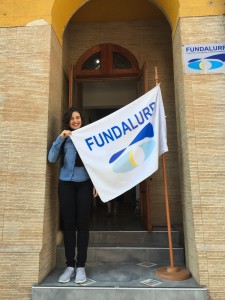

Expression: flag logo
xmin=109 ymin=122 xmax=155 ymax=173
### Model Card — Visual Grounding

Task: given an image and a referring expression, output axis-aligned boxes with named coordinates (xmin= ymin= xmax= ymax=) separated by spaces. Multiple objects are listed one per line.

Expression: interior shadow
xmin=90 ymin=189 xmax=144 ymax=231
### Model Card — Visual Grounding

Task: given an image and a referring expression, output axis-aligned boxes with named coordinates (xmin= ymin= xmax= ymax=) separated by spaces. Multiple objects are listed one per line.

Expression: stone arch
xmin=59 ymin=1 xmax=180 ymax=228
xmin=51 ymin=0 xmax=180 ymax=44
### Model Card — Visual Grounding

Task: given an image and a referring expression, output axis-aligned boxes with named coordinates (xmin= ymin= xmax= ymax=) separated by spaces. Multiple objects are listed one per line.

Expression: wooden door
xmin=68 ymin=64 xmax=83 ymax=110
xmin=137 ymin=62 xmax=152 ymax=231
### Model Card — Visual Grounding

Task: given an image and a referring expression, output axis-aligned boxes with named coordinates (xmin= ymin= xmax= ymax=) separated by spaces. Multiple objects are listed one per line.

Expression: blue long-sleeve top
xmin=48 ymin=135 xmax=89 ymax=182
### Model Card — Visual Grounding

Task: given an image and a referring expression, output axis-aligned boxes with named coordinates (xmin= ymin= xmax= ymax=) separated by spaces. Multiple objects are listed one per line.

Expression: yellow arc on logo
xmin=129 ymin=150 xmax=138 ymax=166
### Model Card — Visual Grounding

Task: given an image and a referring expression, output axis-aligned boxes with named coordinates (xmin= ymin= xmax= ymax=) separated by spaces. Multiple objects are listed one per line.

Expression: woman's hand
xmin=60 ymin=130 xmax=71 ymax=138
xmin=93 ymin=187 xmax=98 ymax=198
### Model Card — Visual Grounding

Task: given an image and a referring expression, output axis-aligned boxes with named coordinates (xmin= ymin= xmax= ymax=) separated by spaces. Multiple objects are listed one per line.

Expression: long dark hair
xmin=62 ymin=107 xmax=85 ymax=130
xmin=62 ymin=107 xmax=85 ymax=167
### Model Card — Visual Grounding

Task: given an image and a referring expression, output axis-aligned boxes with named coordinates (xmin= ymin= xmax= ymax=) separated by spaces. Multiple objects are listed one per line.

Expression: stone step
xmin=56 ymin=229 xmax=184 ymax=268
xmin=89 ymin=229 xmax=181 ymax=246
xmin=56 ymin=246 xmax=185 ymax=268
xmin=32 ymin=262 xmax=208 ymax=300
xmin=32 ymin=230 xmax=205 ymax=300
xmin=32 ymin=285 xmax=208 ymax=300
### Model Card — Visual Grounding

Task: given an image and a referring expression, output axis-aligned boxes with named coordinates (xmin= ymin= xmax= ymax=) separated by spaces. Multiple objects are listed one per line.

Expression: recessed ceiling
xmin=70 ymin=0 xmax=165 ymax=23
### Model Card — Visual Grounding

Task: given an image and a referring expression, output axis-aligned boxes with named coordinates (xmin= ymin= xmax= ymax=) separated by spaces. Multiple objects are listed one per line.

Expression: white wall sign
xmin=183 ymin=43 xmax=225 ymax=74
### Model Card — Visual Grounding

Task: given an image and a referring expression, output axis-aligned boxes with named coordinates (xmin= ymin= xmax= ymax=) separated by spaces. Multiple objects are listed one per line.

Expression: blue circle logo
xmin=109 ymin=123 xmax=155 ymax=173
xmin=188 ymin=54 xmax=225 ymax=71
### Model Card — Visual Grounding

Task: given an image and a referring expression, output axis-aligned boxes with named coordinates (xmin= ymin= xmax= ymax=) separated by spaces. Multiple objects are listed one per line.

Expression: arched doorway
xmin=68 ymin=43 xmax=152 ymax=231
xmin=61 ymin=0 xmax=182 ymax=231
xmin=48 ymin=0 xmax=188 ymax=288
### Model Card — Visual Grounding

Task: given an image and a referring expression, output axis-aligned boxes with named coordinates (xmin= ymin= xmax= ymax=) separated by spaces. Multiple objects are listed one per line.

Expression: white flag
xmin=71 ymin=85 xmax=168 ymax=202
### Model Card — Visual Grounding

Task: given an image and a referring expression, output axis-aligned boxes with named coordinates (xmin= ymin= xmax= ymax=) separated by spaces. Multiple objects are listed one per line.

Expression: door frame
xmin=69 ymin=44 xmax=152 ymax=231
xmin=137 ymin=62 xmax=152 ymax=231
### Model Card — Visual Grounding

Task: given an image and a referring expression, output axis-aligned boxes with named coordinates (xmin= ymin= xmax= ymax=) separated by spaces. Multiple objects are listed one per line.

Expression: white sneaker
xmin=75 ymin=267 xmax=86 ymax=284
xmin=58 ymin=267 xmax=75 ymax=283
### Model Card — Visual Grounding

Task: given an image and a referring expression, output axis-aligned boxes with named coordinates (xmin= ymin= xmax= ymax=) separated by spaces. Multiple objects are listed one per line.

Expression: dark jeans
xmin=58 ymin=179 xmax=93 ymax=268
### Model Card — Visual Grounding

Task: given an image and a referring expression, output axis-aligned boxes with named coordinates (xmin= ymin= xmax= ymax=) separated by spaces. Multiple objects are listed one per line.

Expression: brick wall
xmin=173 ymin=15 xmax=225 ymax=300
xmin=0 ymin=25 xmax=62 ymax=299
xmin=39 ymin=28 xmax=63 ymax=282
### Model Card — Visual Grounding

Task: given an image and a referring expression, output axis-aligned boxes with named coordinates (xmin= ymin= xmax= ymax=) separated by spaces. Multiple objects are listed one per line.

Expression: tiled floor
xmin=40 ymin=261 xmax=200 ymax=289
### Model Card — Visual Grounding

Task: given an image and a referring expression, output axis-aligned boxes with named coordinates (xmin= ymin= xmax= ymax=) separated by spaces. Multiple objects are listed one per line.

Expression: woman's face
xmin=69 ymin=111 xmax=82 ymax=130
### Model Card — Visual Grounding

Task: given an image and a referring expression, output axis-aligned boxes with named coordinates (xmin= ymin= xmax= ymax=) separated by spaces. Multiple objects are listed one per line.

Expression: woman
xmin=48 ymin=108 xmax=98 ymax=284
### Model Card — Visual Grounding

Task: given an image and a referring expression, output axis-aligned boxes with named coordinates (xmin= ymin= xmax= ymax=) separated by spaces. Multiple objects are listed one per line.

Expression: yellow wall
xmin=179 ymin=0 xmax=225 ymax=16
xmin=0 ymin=0 xmax=224 ymax=44
xmin=52 ymin=0 xmax=179 ymax=42
xmin=0 ymin=0 xmax=54 ymax=26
